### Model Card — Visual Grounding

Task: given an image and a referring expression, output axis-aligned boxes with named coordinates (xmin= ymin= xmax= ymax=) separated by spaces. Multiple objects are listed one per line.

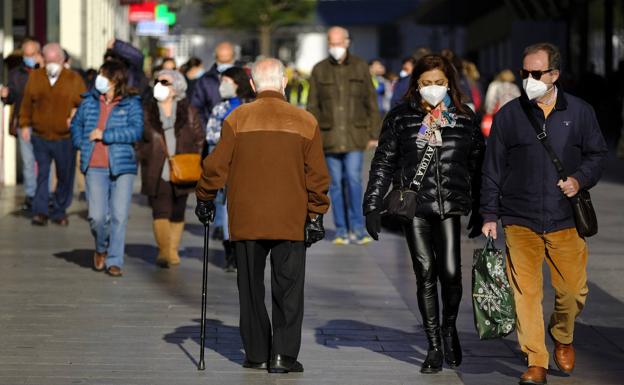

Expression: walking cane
xmin=198 ymin=223 xmax=209 ymax=370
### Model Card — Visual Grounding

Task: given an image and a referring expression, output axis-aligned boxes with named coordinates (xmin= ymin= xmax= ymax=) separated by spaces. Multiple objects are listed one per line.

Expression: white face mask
xmin=46 ymin=62 xmax=62 ymax=78
xmin=523 ymin=76 xmax=549 ymax=100
xmin=329 ymin=46 xmax=346 ymax=61
xmin=94 ymin=75 xmax=111 ymax=94
xmin=219 ymin=81 xmax=237 ymax=99
xmin=419 ymin=85 xmax=448 ymax=107
xmin=153 ymin=82 xmax=170 ymax=102
xmin=399 ymin=70 xmax=408 ymax=78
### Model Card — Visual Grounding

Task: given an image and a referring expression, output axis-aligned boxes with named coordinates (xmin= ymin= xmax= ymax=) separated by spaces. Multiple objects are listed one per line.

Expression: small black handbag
xmin=520 ymin=101 xmax=598 ymax=237
xmin=382 ymin=145 xmax=436 ymax=223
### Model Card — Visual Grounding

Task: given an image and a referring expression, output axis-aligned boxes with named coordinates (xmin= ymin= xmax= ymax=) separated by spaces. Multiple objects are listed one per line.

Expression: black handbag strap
xmin=519 ymin=100 xmax=568 ymax=181
xmin=406 ymin=145 xmax=436 ymax=192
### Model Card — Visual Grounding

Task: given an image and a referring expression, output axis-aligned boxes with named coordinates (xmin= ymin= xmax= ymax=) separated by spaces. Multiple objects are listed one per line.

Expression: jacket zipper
xmin=435 ymin=147 xmax=444 ymax=218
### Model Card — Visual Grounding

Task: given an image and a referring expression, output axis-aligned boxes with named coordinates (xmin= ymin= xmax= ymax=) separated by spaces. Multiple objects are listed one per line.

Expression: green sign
xmin=155 ymin=4 xmax=176 ymax=26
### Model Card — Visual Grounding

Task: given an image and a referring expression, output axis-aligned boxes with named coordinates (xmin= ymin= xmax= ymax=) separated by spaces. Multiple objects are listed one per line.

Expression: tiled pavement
xmin=0 ymin=155 xmax=623 ymax=385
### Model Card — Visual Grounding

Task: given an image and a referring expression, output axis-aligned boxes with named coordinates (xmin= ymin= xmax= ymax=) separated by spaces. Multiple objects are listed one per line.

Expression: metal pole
xmin=198 ymin=223 xmax=209 ymax=370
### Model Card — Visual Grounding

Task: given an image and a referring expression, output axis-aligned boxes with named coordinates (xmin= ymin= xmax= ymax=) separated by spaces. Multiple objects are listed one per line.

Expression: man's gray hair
xmin=42 ymin=43 xmax=64 ymax=62
xmin=155 ymin=69 xmax=188 ymax=101
xmin=251 ymin=58 xmax=285 ymax=92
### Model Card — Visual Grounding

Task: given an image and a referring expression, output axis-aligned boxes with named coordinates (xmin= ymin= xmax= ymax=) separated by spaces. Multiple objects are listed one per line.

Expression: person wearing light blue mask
xmin=0 ymin=38 xmax=42 ymax=211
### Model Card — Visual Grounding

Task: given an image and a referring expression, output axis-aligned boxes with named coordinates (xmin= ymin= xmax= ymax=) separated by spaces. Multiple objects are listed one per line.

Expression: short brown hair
xmin=523 ymin=42 xmax=561 ymax=70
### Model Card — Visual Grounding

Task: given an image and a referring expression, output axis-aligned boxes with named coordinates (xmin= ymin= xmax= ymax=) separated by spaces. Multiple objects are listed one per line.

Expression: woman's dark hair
xmin=186 ymin=57 xmax=202 ymax=68
xmin=221 ymin=66 xmax=255 ymax=100
xmin=100 ymin=60 xmax=133 ymax=98
xmin=404 ymin=54 xmax=469 ymax=115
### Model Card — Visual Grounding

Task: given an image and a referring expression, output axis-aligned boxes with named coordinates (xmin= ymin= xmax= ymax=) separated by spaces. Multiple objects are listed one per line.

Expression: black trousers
xmin=234 ymin=240 xmax=306 ymax=363
xmin=403 ymin=216 xmax=462 ymax=346
xmin=148 ymin=179 xmax=188 ymax=222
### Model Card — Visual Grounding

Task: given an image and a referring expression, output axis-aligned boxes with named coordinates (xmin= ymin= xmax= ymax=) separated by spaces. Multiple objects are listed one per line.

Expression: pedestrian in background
xmin=195 ymin=58 xmax=330 ymax=373
xmin=20 ymin=42 xmax=86 ymax=226
xmin=481 ymin=69 xmax=521 ymax=137
xmin=70 ymin=60 xmax=143 ymax=277
xmin=181 ymin=57 xmax=204 ymax=99
xmin=480 ymin=43 xmax=608 ymax=385
xmin=364 ymin=54 xmax=484 ymax=374
xmin=1 ymin=37 xmax=41 ymax=211
xmin=370 ymin=58 xmax=392 ymax=116
xmin=105 ymin=38 xmax=148 ymax=94
xmin=191 ymin=42 xmax=238 ymax=129
xmin=391 ymin=48 xmax=431 ymax=109
xmin=139 ymin=69 xmax=203 ymax=268
xmin=307 ymin=26 xmax=379 ymax=245
xmin=205 ymin=66 xmax=255 ymax=271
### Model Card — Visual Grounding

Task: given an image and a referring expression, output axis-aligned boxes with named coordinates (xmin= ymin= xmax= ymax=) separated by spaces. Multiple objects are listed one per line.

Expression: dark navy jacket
xmin=70 ymin=89 xmax=144 ymax=177
xmin=480 ymin=87 xmax=608 ymax=233
xmin=190 ymin=63 xmax=221 ymax=128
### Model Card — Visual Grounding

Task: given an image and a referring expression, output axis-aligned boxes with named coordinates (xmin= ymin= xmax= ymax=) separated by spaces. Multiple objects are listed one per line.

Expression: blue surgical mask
xmin=23 ymin=56 xmax=37 ymax=68
xmin=216 ymin=63 xmax=234 ymax=73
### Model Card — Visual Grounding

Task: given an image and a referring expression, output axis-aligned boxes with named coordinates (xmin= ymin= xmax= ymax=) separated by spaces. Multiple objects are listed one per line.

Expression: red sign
xmin=129 ymin=2 xmax=156 ymax=23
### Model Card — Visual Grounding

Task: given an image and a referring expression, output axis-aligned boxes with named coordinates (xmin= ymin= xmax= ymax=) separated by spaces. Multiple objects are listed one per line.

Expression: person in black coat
xmin=363 ymin=54 xmax=484 ymax=374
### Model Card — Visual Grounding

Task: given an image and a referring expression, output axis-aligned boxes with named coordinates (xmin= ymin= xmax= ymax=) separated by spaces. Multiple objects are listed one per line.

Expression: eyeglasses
xmin=519 ymin=69 xmax=554 ymax=80
xmin=154 ymin=79 xmax=172 ymax=86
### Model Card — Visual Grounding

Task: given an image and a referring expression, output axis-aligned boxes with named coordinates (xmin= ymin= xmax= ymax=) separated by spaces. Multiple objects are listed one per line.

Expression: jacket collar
xmin=83 ymin=88 xmax=134 ymax=106
xmin=256 ymin=90 xmax=286 ymax=100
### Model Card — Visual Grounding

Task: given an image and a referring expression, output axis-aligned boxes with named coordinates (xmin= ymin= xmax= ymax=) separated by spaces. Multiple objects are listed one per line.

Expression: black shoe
xmin=31 ymin=214 xmax=48 ymax=226
xmin=211 ymin=226 xmax=224 ymax=240
xmin=442 ymin=327 xmax=462 ymax=368
xmin=242 ymin=359 xmax=268 ymax=370
xmin=421 ymin=348 xmax=443 ymax=374
xmin=269 ymin=354 xmax=303 ymax=373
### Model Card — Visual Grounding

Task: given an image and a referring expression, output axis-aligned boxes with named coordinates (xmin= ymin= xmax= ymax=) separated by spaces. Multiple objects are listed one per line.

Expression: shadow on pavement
xmin=53 ymin=249 xmax=95 ymax=269
xmin=163 ymin=318 xmax=244 ymax=367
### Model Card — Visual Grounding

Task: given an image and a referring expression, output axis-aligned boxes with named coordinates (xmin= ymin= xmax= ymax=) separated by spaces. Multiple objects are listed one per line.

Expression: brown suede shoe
xmin=107 ymin=266 xmax=122 ymax=277
xmin=553 ymin=340 xmax=575 ymax=374
xmin=93 ymin=252 xmax=107 ymax=271
xmin=519 ymin=366 xmax=547 ymax=385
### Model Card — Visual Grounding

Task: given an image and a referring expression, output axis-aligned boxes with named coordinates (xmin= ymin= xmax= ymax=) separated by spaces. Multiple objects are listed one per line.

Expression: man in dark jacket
xmin=1 ymin=37 xmax=41 ymax=210
xmin=190 ymin=41 xmax=237 ymax=128
xmin=195 ymin=58 xmax=330 ymax=373
xmin=307 ymin=26 xmax=379 ymax=245
xmin=480 ymin=43 xmax=608 ymax=385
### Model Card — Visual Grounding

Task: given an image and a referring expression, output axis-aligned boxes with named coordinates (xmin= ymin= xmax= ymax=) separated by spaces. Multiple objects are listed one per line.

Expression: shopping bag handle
xmin=485 ymin=232 xmax=496 ymax=251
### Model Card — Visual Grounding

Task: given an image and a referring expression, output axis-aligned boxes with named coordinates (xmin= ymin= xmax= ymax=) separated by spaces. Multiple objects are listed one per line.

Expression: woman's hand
xmin=89 ymin=129 xmax=103 ymax=141
xmin=365 ymin=211 xmax=381 ymax=241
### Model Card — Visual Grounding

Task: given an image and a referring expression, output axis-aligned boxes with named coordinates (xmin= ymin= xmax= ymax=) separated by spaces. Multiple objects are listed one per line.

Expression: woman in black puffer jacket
xmin=363 ymin=54 xmax=484 ymax=374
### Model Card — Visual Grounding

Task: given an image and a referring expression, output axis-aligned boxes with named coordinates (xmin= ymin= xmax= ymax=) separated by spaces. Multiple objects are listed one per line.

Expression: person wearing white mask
xmin=205 ymin=66 xmax=255 ymax=272
xmin=20 ymin=42 xmax=86 ymax=227
xmin=190 ymin=41 xmax=239 ymax=130
xmin=138 ymin=69 xmax=203 ymax=269
xmin=364 ymin=54 xmax=484 ymax=374
xmin=480 ymin=43 xmax=608 ymax=385
xmin=70 ymin=60 xmax=143 ymax=277
xmin=307 ymin=26 xmax=380 ymax=245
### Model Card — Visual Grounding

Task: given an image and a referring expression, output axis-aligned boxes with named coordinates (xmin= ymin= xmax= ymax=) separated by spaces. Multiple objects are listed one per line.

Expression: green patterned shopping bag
xmin=471 ymin=236 xmax=516 ymax=340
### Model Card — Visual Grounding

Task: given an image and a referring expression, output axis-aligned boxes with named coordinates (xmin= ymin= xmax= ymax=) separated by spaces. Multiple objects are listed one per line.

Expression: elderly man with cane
xmin=195 ymin=58 xmax=330 ymax=373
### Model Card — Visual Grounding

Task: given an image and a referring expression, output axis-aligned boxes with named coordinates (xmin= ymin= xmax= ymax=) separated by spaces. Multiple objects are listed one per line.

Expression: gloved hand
xmin=365 ymin=210 xmax=381 ymax=241
xmin=304 ymin=214 xmax=325 ymax=247
xmin=195 ymin=199 xmax=215 ymax=225
xmin=467 ymin=209 xmax=483 ymax=238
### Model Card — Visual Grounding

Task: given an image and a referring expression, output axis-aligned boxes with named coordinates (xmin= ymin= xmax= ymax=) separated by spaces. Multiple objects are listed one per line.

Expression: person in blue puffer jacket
xmin=70 ymin=60 xmax=144 ymax=277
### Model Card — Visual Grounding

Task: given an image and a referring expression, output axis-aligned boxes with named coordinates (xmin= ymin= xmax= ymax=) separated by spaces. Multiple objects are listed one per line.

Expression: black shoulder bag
xmin=381 ymin=144 xmax=436 ymax=223
xmin=520 ymin=101 xmax=597 ymax=237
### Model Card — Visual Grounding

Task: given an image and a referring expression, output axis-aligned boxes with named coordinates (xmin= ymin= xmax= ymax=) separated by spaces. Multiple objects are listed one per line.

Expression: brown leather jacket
xmin=138 ymin=98 xmax=204 ymax=196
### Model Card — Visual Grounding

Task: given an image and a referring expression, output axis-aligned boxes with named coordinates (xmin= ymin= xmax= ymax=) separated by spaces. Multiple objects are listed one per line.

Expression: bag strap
xmin=519 ymin=99 xmax=568 ymax=181
xmin=406 ymin=144 xmax=436 ymax=192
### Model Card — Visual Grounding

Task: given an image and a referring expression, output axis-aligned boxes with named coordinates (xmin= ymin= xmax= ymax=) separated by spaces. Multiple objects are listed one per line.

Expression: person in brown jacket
xmin=195 ymin=58 xmax=330 ymax=373
xmin=139 ymin=69 xmax=204 ymax=268
xmin=19 ymin=42 xmax=86 ymax=226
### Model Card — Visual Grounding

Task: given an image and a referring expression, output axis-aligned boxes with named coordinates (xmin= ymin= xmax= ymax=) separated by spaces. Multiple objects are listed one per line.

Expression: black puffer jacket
xmin=364 ymin=101 xmax=484 ymax=218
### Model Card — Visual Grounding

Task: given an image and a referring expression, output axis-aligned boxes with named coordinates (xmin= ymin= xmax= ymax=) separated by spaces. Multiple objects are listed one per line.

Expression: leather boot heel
xmin=442 ymin=327 xmax=462 ymax=368
xmin=421 ymin=348 xmax=443 ymax=373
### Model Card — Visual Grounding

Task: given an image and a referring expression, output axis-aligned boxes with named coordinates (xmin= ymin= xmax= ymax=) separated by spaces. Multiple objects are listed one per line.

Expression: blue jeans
xmin=86 ymin=168 xmax=135 ymax=268
xmin=31 ymin=136 xmax=75 ymax=219
xmin=18 ymin=128 xmax=36 ymax=198
xmin=325 ymin=151 xmax=365 ymax=237
xmin=209 ymin=144 xmax=229 ymax=240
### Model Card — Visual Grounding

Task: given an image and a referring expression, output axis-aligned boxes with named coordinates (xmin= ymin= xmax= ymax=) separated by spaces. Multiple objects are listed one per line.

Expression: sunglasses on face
xmin=519 ymin=68 xmax=554 ymax=80
xmin=154 ymin=79 xmax=172 ymax=86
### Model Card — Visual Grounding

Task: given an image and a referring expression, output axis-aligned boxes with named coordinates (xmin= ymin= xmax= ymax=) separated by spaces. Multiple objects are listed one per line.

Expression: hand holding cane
xmin=195 ymin=200 xmax=215 ymax=370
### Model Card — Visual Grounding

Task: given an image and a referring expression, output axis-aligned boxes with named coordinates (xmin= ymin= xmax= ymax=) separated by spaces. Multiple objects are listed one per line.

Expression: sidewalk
xmin=0 ymin=156 xmax=622 ymax=385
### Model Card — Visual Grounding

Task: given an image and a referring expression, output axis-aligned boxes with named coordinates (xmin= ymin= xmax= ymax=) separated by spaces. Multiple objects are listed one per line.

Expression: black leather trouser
xmin=403 ymin=216 xmax=462 ymax=348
